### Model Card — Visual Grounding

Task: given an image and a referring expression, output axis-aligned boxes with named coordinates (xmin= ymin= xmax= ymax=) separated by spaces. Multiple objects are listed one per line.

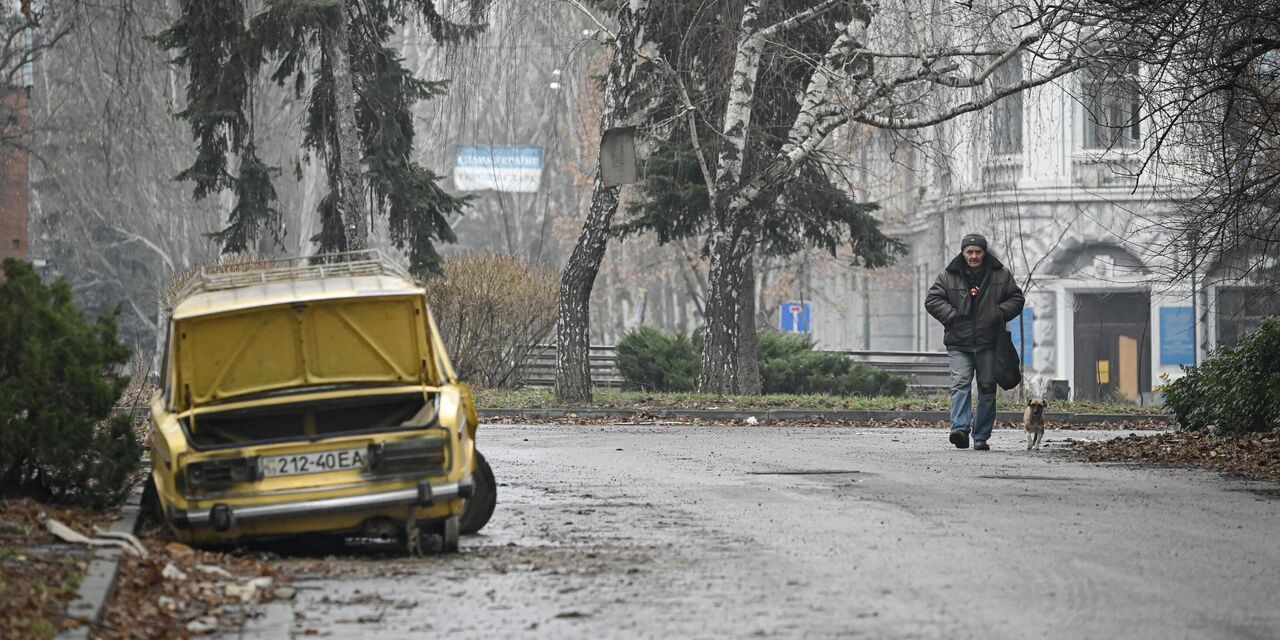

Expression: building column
xmin=1029 ymin=287 xmax=1057 ymax=377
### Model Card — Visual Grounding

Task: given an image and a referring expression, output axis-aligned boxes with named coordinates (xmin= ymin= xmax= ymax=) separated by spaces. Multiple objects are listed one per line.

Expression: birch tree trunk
xmin=736 ymin=243 xmax=761 ymax=394
xmin=327 ymin=1 xmax=368 ymax=252
xmin=555 ymin=1 xmax=648 ymax=403
xmin=699 ymin=8 xmax=871 ymax=393
xmin=697 ymin=1 xmax=764 ymax=393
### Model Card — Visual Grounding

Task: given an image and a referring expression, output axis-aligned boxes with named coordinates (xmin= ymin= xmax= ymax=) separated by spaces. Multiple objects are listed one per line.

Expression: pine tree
xmin=0 ymin=259 xmax=138 ymax=507
xmin=617 ymin=135 xmax=902 ymax=268
xmin=158 ymin=0 xmax=487 ymax=275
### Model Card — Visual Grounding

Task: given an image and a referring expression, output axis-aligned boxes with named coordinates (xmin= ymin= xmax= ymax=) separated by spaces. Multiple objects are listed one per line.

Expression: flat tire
xmin=460 ymin=451 xmax=496 ymax=535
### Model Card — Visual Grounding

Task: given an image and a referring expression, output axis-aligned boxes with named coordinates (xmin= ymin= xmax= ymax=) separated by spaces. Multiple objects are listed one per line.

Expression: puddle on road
xmin=977 ymin=474 xmax=1075 ymax=481
xmin=745 ymin=470 xmax=865 ymax=476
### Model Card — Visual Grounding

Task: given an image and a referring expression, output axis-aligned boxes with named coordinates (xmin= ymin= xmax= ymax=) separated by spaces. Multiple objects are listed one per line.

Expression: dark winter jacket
xmin=925 ymin=252 xmax=1025 ymax=350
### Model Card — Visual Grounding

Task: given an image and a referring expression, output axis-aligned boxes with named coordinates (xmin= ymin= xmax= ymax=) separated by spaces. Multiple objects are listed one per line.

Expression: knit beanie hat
xmin=960 ymin=234 xmax=988 ymax=252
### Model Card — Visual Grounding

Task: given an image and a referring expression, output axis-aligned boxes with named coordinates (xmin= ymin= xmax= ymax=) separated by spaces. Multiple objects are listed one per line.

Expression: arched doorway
xmin=1050 ymin=244 xmax=1153 ymax=402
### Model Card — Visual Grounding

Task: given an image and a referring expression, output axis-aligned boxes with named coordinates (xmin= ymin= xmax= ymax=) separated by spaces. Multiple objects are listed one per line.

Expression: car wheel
xmin=419 ymin=516 xmax=460 ymax=554
xmin=442 ymin=516 xmax=460 ymax=553
xmin=460 ymin=451 xmax=496 ymax=535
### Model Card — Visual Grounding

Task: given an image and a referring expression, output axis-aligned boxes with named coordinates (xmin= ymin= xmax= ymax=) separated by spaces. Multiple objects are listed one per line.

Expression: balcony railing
xmin=980 ymin=154 xmax=1023 ymax=191
xmin=1072 ymin=153 xmax=1143 ymax=188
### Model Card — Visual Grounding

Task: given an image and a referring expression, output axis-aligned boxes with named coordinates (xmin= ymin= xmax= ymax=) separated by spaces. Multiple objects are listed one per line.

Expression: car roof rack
xmin=172 ymin=250 xmax=414 ymax=302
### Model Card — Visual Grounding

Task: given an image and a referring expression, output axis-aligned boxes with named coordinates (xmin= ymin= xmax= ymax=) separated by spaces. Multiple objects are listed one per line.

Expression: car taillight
xmin=187 ymin=457 xmax=261 ymax=491
xmin=368 ymin=438 xmax=447 ymax=475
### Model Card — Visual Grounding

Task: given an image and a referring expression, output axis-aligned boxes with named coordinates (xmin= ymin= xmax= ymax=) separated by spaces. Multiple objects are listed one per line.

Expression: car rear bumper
xmin=169 ymin=476 xmax=474 ymax=531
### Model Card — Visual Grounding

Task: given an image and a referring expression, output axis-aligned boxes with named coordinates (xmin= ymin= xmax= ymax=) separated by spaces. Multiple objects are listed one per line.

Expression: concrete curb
xmin=116 ymin=405 xmax=1171 ymax=425
xmin=478 ymin=408 xmax=1170 ymax=424
xmin=56 ymin=485 xmax=144 ymax=640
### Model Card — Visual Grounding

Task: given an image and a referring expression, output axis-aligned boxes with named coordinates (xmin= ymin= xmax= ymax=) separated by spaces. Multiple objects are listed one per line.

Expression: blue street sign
xmin=1160 ymin=306 xmax=1195 ymax=366
xmin=779 ymin=301 xmax=811 ymax=333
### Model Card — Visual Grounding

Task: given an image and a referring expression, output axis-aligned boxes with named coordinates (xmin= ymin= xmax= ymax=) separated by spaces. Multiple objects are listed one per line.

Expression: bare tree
xmin=29 ymin=0 xmax=228 ymax=348
xmin=680 ymin=0 xmax=1099 ymax=392
xmin=1082 ymin=0 xmax=1280 ymax=289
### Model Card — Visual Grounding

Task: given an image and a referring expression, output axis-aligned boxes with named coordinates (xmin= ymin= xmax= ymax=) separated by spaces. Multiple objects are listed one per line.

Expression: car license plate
xmin=263 ymin=448 xmax=367 ymax=477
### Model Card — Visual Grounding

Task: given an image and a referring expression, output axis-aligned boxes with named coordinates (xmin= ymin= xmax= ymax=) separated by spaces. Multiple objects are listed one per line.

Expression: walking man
xmin=925 ymin=234 xmax=1025 ymax=450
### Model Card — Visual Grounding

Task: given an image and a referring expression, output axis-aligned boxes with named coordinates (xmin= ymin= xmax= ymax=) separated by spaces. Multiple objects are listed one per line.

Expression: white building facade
xmin=808 ymin=59 xmax=1280 ymax=403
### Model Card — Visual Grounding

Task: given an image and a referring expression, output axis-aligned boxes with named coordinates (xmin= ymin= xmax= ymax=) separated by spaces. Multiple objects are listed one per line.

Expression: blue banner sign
xmin=453 ymin=145 xmax=543 ymax=192
xmin=779 ymin=302 xmax=811 ymax=334
xmin=1160 ymin=306 xmax=1195 ymax=366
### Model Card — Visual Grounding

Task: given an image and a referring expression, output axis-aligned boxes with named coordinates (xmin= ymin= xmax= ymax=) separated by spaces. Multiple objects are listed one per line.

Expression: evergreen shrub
xmin=616 ymin=326 xmax=699 ymax=392
xmin=1164 ymin=317 xmax=1280 ymax=434
xmin=757 ymin=331 xmax=907 ymax=396
xmin=0 ymin=259 xmax=139 ymax=507
xmin=615 ymin=327 xmax=907 ymax=396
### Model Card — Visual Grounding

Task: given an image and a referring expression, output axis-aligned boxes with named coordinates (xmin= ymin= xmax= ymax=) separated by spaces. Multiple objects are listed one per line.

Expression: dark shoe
xmin=950 ymin=430 xmax=970 ymax=449
xmin=974 ymin=440 xmax=990 ymax=451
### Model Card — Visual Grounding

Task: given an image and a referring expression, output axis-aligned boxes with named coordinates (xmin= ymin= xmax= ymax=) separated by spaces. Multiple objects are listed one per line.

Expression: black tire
xmin=460 ymin=451 xmax=496 ymax=535
xmin=140 ymin=472 xmax=164 ymax=524
xmin=417 ymin=516 xmax=460 ymax=554
xmin=442 ymin=516 xmax=460 ymax=553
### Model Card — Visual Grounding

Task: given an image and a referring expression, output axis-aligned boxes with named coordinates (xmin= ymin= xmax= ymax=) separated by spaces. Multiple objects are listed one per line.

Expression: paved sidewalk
xmin=55 ymin=488 xmax=143 ymax=640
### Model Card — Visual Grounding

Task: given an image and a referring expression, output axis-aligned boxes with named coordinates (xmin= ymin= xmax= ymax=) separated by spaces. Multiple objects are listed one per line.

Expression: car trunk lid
xmin=172 ymin=296 xmax=433 ymax=411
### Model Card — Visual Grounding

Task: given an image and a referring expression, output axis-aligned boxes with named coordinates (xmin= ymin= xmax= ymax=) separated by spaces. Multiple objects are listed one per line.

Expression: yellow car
xmin=144 ymin=252 xmax=495 ymax=552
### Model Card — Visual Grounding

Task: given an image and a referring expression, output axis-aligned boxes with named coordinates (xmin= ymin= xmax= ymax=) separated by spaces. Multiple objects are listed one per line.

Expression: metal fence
xmin=520 ymin=345 xmax=950 ymax=395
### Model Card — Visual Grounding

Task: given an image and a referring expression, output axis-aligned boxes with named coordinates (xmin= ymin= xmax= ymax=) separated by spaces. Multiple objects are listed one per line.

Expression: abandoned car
xmin=145 ymin=252 xmax=496 ymax=552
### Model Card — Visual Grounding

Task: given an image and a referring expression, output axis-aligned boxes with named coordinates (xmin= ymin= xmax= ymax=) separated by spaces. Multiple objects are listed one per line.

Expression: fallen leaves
xmin=96 ymin=523 xmax=291 ymax=638
xmin=1 ymin=499 xmax=115 ymax=639
xmin=0 ymin=496 xmax=294 ymax=637
xmin=1069 ymin=432 xmax=1280 ymax=483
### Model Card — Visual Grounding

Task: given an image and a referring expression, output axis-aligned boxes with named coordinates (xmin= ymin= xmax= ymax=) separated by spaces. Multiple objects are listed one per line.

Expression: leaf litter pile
xmin=1 ymin=499 xmax=114 ymax=638
xmin=96 ymin=521 xmax=293 ymax=639
xmin=0 ymin=496 xmax=296 ymax=639
xmin=1069 ymin=431 xmax=1280 ymax=482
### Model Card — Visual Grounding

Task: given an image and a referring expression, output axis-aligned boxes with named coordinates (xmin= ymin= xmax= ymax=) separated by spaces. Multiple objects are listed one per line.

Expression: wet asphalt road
xmin=238 ymin=424 xmax=1280 ymax=639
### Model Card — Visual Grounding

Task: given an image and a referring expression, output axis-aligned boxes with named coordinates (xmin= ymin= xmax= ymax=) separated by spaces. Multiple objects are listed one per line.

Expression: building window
xmin=991 ymin=57 xmax=1023 ymax=155
xmin=1081 ymin=60 xmax=1141 ymax=150
xmin=11 ymin=238 xmax=18 ymax=249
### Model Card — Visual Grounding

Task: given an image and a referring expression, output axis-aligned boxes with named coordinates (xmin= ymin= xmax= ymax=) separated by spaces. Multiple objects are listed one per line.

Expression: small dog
xmin=1024 ymin=399 xmax=1047 ymax=450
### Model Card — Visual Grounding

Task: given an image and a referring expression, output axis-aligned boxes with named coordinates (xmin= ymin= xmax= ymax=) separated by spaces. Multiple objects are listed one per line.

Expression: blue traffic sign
xmin=779 ymin=302 xmax=811 ymax=333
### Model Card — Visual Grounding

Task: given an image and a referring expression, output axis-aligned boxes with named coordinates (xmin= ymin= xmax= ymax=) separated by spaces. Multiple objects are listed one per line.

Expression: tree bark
xmin=327 ymin=0 xmax=368 ymax=252
xmin=555 ymin=1 xmax=649 ymax=404
xmin=697 ymin=1 xmax=764 ymax=394
xmin=555 ymin=169 xmax=618 ymax=403
xmin=698 ymin=221 xmax=750 ymax=393
xmin=736 ymin=243 xmax=761 ymax=394
xmin=698 ymin=7 xmax=870 ymax=394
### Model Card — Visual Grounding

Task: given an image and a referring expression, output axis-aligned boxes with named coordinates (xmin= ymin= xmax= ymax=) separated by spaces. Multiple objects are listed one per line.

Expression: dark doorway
xmin=1073 ymin=292 xmax=1152 ymax=403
